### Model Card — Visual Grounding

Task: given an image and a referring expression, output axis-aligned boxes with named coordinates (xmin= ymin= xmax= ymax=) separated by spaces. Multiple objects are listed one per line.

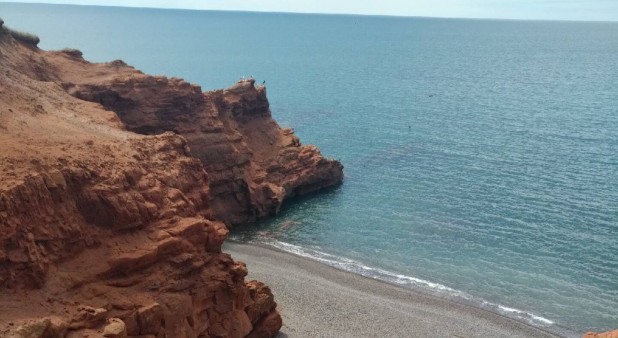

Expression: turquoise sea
xmin=1 ymin=3 xmax=616 ymax=336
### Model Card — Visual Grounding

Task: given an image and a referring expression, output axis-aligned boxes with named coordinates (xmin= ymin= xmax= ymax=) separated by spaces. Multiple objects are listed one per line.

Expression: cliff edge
xmin=53 ymin=51 xmax=343 ymax=226
xmin=0 ymin=21 xmax=342 ymax=338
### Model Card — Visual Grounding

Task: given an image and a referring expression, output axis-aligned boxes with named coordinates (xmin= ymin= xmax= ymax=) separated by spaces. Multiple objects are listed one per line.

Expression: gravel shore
xmin=224 ymin=241 xmax=561 ymax=338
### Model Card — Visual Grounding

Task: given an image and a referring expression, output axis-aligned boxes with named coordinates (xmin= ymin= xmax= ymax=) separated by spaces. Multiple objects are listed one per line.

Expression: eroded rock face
xmin=0 ymin=133 xmax=210 ymax=289
xmin=59 ymin=64 xmax=343 ymax=225
xmin=0 ymin=23 xmax=341 ymax=337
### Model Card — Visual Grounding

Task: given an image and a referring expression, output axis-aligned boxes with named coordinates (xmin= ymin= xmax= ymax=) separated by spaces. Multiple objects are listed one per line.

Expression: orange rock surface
xmin=0 ymin=21 xmax=341 ymax=338
xmin=584 ymin=330 xmax=618 ymax=338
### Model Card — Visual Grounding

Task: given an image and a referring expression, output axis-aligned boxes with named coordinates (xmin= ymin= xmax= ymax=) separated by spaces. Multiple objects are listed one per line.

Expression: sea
xmin=1 ymin=3 xmax=616 ymax=336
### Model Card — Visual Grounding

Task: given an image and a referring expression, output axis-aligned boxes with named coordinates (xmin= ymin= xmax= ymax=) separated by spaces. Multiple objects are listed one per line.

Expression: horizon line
xmin=2 ymin=1 xmax=618 ymax=23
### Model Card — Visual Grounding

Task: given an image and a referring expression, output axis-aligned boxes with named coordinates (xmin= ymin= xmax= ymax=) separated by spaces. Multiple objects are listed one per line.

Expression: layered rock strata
xmin=52 ymin=54 xmax=343 ymax=225
xmin=0 ymin=22 xmax=341 ymax=338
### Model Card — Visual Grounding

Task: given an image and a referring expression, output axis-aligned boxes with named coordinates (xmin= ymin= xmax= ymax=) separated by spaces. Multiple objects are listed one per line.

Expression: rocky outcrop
xmin=56 ymin=61 xmax=343 ymax=225
xmin=0 ymin=23 xmax=341 ymax=338
xmin=0 ymin=133 xmax=211 ymax=289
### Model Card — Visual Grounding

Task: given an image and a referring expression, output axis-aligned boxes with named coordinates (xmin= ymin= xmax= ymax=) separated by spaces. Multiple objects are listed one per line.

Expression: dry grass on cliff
xmin=5 ymin=26 xmax=40 ymax=46
xmin=60 ymin=48 xmax=83 ymax=58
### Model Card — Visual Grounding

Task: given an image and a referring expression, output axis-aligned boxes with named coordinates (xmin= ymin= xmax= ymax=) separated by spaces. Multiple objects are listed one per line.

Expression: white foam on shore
xmin=495 ymin=304 xmax=555 ymax=325
xmin=261 ymin=240 xmax=555 ymax=328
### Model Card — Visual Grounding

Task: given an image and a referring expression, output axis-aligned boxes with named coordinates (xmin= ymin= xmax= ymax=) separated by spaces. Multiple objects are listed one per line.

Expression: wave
xmin=233 ymin=237 xmax=565 ymax=332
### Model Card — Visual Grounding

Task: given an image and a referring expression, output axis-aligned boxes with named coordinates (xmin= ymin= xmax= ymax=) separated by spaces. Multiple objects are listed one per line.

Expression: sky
xmin=2 ymin=0 xmax=618 ymax=21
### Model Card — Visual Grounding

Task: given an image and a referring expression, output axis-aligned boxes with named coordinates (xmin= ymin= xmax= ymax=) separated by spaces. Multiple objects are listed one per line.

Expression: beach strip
xmin=224 ymin=241 xmax=561 ymax=338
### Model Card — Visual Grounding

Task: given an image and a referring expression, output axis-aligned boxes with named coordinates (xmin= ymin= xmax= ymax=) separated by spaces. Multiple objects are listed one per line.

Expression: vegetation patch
xmin=6 ymin=26 xmax=40 ymax=46
xmin=61 ymin=48 xmax=83 ymax=58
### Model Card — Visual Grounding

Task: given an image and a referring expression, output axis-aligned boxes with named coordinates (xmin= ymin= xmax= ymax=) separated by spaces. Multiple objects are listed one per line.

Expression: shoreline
xmin=225 ymin=240 xmax=569 ymax=338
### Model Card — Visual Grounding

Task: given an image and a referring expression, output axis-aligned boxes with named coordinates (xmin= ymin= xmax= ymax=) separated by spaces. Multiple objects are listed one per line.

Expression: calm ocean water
xmin=2 ymin=3 xmax=616 ymax=335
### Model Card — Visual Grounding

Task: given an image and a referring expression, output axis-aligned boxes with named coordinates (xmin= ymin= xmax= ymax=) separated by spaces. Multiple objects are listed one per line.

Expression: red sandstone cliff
xmin=0 ymin=21 xmax=342 ymax=338
xmin=50 ymin=49 xmax=342 ymax=225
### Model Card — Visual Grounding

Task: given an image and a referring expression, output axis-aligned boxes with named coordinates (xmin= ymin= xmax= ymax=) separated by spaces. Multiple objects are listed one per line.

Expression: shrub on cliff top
xmin=0 ymin=18 xmax=4 ymax=28
xmin=7 ymin=27 xmax=40 ymax=46
xmin=60 ymin=48 xmax=83 ymax=58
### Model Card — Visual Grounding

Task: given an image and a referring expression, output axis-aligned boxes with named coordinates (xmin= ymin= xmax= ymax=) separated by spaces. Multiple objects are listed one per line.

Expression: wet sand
xmin=224 ymin=241 xmax=562 ymax=338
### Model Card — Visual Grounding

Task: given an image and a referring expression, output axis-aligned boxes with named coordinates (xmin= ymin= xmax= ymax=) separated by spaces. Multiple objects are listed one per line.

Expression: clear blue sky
xmin=2 ymin=0 xmax=617 ymax=21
